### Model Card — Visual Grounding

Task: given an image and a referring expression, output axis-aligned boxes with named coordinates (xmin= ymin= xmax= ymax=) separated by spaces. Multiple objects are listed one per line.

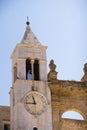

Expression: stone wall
xmin=0 ymin=106 xmax=10 ymax=130
xmin=49 ymin=79 xmax=87 ymax=130
xmin=0 ymin=79 xmax=87 ymax=130
xmin=61 ymin=119 xmax=86 ymax=130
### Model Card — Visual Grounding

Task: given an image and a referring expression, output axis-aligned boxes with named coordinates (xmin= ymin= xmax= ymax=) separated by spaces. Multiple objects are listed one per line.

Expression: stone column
xmin=31 ymin=59 xmax=34 ymax=80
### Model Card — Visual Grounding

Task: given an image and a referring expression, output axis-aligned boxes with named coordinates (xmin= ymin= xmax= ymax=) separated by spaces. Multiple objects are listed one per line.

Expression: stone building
xmin=0 ymin=106 xmax=10 ymax=130
xmin=0 ymin=21 xmax=87 ymax=130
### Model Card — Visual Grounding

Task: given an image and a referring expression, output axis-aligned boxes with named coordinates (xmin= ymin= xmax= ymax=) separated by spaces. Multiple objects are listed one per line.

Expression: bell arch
xmin=26 ymin=58 xmax=32 ymax=80
xmin=33 ymin=59 xmax=39 ymax=80
xmin=26 ymin=58 xmax=40 ymax=80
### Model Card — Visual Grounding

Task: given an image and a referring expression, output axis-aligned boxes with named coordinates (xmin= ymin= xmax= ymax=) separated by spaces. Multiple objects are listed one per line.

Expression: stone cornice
xmin=11 ymin=43 xmax=48 ymax=59
xmin=48 ymin=79 xmax=87 ymax=97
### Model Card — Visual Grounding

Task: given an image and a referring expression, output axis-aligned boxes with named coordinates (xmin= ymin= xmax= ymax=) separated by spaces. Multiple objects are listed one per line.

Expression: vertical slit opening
xmin=34 ymin=59 xmax=39 ymax=80
xmin=26 ymin=59 xmax=32 ymax=80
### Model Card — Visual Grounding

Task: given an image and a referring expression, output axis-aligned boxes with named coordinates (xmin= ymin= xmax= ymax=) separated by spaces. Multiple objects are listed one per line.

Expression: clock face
xmin=24 ymin=91 xmax=48 ymax=115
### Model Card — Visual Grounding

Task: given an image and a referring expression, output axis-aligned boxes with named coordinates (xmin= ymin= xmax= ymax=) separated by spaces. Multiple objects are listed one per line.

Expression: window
xmin=62 ymin=110 xmax=84 ymax=120
xmin=4 ymin=124 xmax=10 ymax=130
xmin=34 ymin=60 xmax=39 ymax=80
xmin=33 ymin=127 xmax=38 ymax=130
xmin=26 ymin=59 xmax=32 ymax=80
xmin=26 ymin=59 xmax=40 ymax=80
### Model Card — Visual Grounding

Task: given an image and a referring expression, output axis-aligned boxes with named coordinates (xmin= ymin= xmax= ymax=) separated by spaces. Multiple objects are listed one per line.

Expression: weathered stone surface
xmin=81 ymin=63 xmax=87 ymax=81
xmin=1 ymin=23 xmax=87 ymax=130
xmin=0 ymin=106 xmax=10 ymax=130
xmin=48 ymin=79 xmax=87 ymax=130
xmin=48 ymin=59 xmax=58 ymax=81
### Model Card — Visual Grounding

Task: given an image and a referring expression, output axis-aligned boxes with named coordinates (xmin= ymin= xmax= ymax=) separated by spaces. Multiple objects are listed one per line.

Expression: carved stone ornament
xmin=48 ymin=59 xmax=58 ymax=81
xmin=49 ymin=59 xmax=56 ymax=72
xmin=81 ymin=63 xmax=87 ymax=81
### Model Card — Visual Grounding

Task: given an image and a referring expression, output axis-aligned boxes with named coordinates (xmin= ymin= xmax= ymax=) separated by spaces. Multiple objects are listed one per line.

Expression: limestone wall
xmin=0 ymin=106 xmax=10 ymax=130
xmin=49 ymin=79 xmax=87 ymax=130
xmin=61 ymin=119 xmax=86 ymax=130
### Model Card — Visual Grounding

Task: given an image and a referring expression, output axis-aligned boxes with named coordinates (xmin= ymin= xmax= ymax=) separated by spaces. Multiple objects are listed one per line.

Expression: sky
xmin=0 ymin=0 xmax=87 ymax=119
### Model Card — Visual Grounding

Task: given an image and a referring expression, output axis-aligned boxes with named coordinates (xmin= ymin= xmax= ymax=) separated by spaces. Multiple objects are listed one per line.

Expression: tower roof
xmin=21 ymin=20 xmax=41 ymax=45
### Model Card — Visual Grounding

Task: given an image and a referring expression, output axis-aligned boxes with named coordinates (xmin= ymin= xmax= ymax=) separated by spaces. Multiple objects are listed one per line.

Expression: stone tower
xmin=9 ymin=20 xmax=87 ymax=130
xmin=10 ymin=21 xmax=52 ymax=130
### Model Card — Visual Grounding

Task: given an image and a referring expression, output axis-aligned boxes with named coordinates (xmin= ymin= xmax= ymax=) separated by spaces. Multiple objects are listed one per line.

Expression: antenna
xmin=26 ymin=16 xmax=30 ymax=25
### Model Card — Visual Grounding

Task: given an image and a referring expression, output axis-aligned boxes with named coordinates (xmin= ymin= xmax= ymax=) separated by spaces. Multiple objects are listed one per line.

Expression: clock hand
xmin=32 ymin=95 xmax=36 ymax=104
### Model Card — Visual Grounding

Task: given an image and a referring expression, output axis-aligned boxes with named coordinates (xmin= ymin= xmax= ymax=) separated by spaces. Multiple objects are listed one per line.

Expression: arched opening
xmin=4 ymin=124 xmax=10 ymax=130
xmin=33 ymin=127 xmax=38 ymax=130
xmin=14 ymin=65 xmax=17 ymax=83
xmin=26 ymin=59 xmax=32 ymax=80
xmin=34 ymin=59 xmax=39 ymax=80
xmin=62 ymin=110 xmax=84 ymax=120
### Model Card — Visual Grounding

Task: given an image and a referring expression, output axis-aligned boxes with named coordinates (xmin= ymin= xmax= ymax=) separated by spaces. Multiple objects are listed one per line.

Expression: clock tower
xmin=10 ymin=21 xmax=52 ymax=130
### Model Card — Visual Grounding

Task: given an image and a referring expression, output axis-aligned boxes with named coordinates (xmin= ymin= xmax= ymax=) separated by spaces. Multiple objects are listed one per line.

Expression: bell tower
xmin=10 ymin=20 xmax=52 ymax=130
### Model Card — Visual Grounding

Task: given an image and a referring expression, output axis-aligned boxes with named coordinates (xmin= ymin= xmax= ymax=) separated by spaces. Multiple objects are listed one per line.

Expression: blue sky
xmin=0 ymin=0 xmax=87 ymax=109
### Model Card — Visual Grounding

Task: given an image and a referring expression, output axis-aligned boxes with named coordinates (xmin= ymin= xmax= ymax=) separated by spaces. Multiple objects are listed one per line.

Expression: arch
xmin=61 ymin=108 xmax=85 ymax=120
xmin=33 ymin=127 xmax=38 ymax=130
xmin=26 ymin=58 xmax=32 ymax=80
xmin=4 ymin=123 xmax=10 ymax=130
xmin=34 ymin=59 xmax=39 ymax=80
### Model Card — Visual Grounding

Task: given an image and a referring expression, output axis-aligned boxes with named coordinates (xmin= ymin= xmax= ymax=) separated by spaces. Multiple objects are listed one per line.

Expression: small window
xmin=33 ymin=127 xmax=38 ymax=130
xmin=4 ymin=124 xmax=10 ymax=130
